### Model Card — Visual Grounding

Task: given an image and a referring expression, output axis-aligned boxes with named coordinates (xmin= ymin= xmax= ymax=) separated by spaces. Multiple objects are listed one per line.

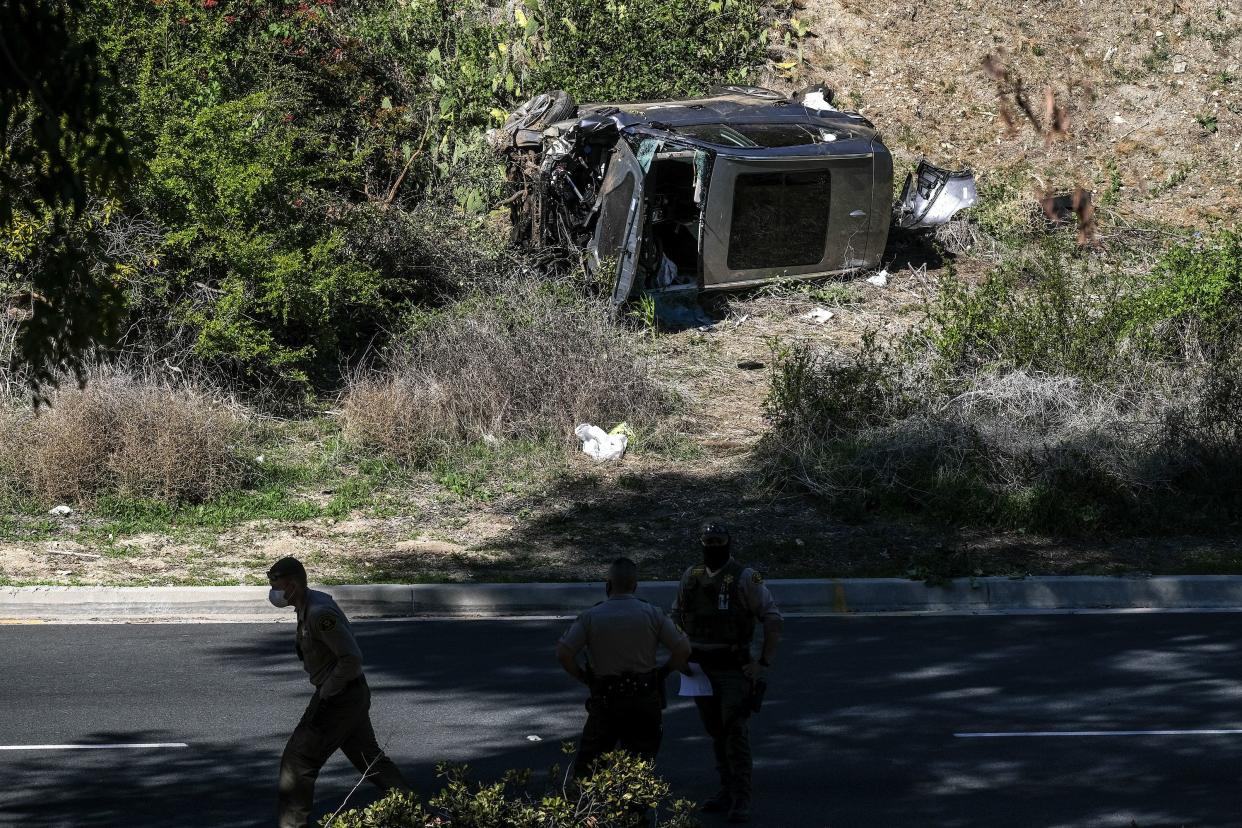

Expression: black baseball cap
xmin=267 ymin=556 xmax=307 ymax=583
xmin=700 ymin=522 xmax=730 ymax=546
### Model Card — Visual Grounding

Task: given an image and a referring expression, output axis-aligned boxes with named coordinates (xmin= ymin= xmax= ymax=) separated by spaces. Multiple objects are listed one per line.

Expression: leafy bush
xmin=324 ymin=753 xmax=699 ymax=828
xmin=919 ymin=241 xmax=1133 ymax=380
xmin=1125 ymin=230 xmax=1242 ymax=357
xmin=2 ymin=0 xmax=776 ymax=396
xmin=533 ymin=0 xmax=768 ymax=102
xmin=920 ymin=232 xmax=1242 ymax=380
xmin=761 ymin=230 xmax=1242 ymax=535
xmin=342 ymin=275 xmax=672 ymax=464
xmin=764 ymin=332 xmax=912 ymax=440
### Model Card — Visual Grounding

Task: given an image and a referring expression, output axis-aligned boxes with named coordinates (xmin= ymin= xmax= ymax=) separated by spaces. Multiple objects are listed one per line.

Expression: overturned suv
xmin=489 ymin=85 xmax=977 ymax=311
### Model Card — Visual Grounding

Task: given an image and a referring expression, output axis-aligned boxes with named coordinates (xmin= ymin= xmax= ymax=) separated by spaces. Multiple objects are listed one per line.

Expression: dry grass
xmin=342 ymin=276 xmax=673 ymax=463
xmin=787 ymin=0 xmax=1242 ymax=228
xmin=0 ymin=365 xmax=253 ymax=506
xmin=762 ymin=345 xmax=1242 ymax=532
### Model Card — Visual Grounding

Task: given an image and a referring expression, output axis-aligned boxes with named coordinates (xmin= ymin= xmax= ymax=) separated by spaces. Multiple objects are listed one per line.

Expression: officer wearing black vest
xmin=672 ymin=522 xmax=783 ymax=824
xmin=557 ymin=557 xmax=691 ymax=778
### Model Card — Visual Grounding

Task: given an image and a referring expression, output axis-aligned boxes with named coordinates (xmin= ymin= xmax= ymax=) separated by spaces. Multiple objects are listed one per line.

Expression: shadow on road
xmin=4 ymin=615 xmax=1242 ymax=826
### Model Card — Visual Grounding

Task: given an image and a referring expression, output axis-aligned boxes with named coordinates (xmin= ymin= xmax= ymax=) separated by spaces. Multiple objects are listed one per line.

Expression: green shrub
xmin=324 ymin=753 xmax=699 ymax=828
xmin=919 ymin=242 xmax=1132 ymax=379
xmin=533 ymin=0 xmax=767 ymax=102
xmin=1125 ymin=230 xmax=1242 ymax=357
xmin=764 ymin=333 xmax=912 ymax=440
xmin=761 ymin=232 xmax=1242 ymax=535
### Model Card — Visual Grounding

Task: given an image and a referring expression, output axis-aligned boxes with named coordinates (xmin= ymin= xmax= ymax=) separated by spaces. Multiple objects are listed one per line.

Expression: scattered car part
xmin=895 ymin=160 xmax=979 ymax=229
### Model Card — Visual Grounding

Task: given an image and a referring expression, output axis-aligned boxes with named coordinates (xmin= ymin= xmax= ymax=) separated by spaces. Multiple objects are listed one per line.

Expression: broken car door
xmin=588 ymin=138 xmax=651 ymax=311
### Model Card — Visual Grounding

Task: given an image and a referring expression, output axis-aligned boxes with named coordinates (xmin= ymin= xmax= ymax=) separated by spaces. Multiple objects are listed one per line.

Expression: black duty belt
xmin=591 ymin=669 xmax=661 ymax=700
xmin=323 ymin=674 xmax=367 ymax=694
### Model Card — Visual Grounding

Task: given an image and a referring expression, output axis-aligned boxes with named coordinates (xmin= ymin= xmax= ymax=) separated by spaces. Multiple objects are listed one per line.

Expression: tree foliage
xmin=2 ymin=0 xmax=771 ymax=397
xmin=1 ymin=0 xmax=131 ymax=399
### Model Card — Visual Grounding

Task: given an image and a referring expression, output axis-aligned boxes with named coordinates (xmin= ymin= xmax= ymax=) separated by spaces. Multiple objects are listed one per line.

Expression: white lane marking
xmin=956 ymin=730 xmax=1242 ymax=738
xmin=0 ymin=743 xmax=189 ymax=751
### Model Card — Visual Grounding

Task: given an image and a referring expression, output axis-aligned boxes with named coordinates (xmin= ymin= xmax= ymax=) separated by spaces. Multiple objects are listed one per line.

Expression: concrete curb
xmin=5 ymin=576 xmax=1242 ymax=622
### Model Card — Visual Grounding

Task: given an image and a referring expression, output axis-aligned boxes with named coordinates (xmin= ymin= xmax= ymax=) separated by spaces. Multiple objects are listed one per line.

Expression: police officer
xmin=556 ymin=557 xmax=691 ymax=778
xmin=672 ymin=523 xmax=783 ymax=824
xmin=267 ymin=556 xmax=411 ymax=828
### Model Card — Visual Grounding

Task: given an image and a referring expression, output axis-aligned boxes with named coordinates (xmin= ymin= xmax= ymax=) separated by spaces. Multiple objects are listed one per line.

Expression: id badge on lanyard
xmin=718 ymin=574 xmax=733 ymax=610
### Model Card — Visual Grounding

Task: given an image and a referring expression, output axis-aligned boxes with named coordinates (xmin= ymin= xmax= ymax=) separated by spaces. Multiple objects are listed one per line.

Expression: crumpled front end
xmin=895 ymin=160 xmax=978 ymax=229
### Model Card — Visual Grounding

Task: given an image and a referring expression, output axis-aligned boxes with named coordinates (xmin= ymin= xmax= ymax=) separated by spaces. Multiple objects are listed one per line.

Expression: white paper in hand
xmin=678 ymin=662 xmax=713 ymax=697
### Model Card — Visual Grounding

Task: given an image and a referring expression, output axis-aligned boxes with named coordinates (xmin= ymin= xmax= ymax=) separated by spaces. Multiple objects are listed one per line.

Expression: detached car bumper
xmin=895 ymin=160 xmax=978 ymax=229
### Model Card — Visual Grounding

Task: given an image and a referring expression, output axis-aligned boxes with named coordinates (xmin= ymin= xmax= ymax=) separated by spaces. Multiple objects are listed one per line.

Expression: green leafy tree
xmin=1 ymin=0 xmax=131 ymax=399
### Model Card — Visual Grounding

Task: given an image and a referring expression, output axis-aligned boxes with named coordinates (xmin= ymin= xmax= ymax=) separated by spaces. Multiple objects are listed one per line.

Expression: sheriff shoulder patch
xmin=751 ymin=571 xmax=764 ymax=585
xmin=318 ymin=614 xmax=338 ymax=633
xmin=690 ymin=565 xmax=706 ymax=577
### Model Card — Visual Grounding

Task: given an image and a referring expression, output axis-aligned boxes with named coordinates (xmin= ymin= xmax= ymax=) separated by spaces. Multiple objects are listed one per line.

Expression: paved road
xmin=2 ymin=614 xmax=1242 ymax=827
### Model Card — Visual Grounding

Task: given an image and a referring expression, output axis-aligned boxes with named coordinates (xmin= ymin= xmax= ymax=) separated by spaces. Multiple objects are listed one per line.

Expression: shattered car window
xmin=728 ymin=171 xmax=831 ymax=270
xmin=675 ymin=123 xmax=822 ymax=148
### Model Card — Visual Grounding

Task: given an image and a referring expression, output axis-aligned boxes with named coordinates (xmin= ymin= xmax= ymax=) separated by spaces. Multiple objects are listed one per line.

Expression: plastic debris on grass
xmin=575 ymin=422 xmax=629 ymax=461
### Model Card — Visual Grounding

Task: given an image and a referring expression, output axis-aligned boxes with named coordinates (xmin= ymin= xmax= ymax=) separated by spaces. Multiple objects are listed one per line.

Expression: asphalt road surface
xmin=3 ymin=613 xmax=1242 ymax=827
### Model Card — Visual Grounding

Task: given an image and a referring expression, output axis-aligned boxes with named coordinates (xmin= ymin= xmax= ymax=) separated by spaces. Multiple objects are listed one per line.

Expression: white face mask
xmin=268 ymin=588 xmax=291 ymax=608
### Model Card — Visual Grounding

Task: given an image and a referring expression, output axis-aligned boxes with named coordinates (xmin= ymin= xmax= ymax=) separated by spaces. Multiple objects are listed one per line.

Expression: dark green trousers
xmin=573 ymin=691 xmax=664 ymax=778
xmin=693 ymin=666 xmax=753 ymax=801
xmin=277 ymin=676 xmax=410 ymax=828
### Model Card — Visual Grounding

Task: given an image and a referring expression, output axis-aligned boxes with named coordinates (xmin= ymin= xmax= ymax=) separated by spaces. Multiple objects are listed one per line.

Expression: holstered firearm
xmin=747 ymin=677 xmax=768 ymax=714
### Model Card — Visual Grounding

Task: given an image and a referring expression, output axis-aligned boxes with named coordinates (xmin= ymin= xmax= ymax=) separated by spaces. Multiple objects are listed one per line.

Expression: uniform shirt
xmin=671 ymin=559 xmax=784 ymax=651
xmin=559 ymin=593 xmax=687 ymax=677
xmin=296 ymin=589 xmax=363 ymax=697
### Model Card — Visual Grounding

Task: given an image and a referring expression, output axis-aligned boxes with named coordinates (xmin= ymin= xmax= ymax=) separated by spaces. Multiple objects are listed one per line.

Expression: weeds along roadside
xmin=758 ymin=229 xmax=1242 ymax=536
xmin=0 ymin=253 xmax=675 ymax=537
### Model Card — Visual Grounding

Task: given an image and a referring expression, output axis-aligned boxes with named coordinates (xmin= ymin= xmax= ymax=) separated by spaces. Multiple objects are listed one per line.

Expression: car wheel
xmin=508 ymin=90 xmax=577 ymax=131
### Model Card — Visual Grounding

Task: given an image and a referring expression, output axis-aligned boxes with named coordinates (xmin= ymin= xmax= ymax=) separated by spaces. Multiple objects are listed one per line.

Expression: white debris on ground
xmin=574 ymin=423 xmax=628 ymax=461
xmin=802 ymin=308 xmax=834 ymax=324
xmin=866 ymin=270 xmax=890 ymax=287
xmin=48 ymin=505 xmax=73 ymax=517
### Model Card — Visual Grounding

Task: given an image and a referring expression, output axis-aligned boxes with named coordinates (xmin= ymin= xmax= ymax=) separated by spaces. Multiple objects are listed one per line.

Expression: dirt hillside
xmin=789 ymin=0 xmax=1240 ymax=227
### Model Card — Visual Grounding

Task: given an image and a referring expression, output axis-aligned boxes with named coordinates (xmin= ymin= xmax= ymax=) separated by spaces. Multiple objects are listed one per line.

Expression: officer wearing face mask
xmin=671 ymin=523 xmax=783 ymax=824
xmin=556 ymin=557 xmax=691 ymax=779
xmin=266 ymin=556 xmax=411 ymax=828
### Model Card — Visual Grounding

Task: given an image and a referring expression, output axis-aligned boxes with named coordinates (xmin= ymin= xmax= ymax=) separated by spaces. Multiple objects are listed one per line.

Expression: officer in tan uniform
xmin=266 ymin=556 xmax=411 ymax=828
xmin=672 ymin=523 xmax=783 ymax=824
xmin=557 ymin=557 xmax=691 ymax=778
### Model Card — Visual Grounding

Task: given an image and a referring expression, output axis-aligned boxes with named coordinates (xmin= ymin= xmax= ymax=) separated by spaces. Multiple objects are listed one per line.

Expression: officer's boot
xmin=700 ymin=787 xmax=732 ymax=813
xmin=725 ymin=759 xmax=751 ymax=823
xmin=726 ymin=796 xmax=752 ymax=824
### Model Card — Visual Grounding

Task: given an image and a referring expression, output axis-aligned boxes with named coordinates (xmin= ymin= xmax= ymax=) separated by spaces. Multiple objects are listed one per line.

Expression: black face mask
xmin=702 ymin=543 xmax=730 ymax=571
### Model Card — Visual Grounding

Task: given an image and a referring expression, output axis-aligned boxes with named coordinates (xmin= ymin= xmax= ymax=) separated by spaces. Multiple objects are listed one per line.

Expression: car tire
xmin=505 ymin=90 xmax=577 ymax=133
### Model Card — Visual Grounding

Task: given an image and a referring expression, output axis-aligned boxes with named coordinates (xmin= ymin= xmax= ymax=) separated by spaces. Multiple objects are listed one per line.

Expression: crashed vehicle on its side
xmin=489 ymin=85 xmax=977 ymax=311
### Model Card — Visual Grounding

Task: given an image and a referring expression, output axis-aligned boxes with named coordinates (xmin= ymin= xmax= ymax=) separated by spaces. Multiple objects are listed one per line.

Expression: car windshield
xmin=674 ymin=123 xmax=820 ymax=148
